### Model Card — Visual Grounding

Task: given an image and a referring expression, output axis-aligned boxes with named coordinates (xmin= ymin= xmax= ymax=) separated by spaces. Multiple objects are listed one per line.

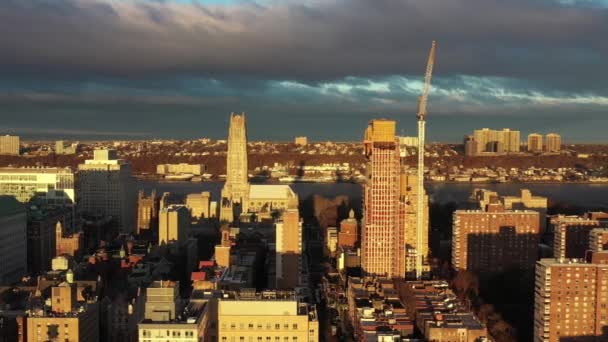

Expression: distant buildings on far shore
xmin=463 ymin=128 xmax=561 ymax=156
xmin=294 ymin=136 xmax=308 ymax=146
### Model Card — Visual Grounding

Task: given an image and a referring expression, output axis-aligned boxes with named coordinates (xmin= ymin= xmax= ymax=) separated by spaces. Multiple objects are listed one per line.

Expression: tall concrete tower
xmin=220 ymin=112 xmax=250 ymax=222
xmin=361 ymin=119 xmax=408 ymax=278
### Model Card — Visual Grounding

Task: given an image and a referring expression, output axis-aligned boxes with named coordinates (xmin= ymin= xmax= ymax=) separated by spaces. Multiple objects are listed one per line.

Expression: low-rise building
xmin=156 ymin=163 xmax=207 ymax=176
xmin=347 ymin=277 xmax=413 ymax=341
xmin=26 ymin=282 xmax=99 ymax=342
xmin=138 ymin=281 xmax=209 ymax=342
xmin=399 ymin=280 xmax=488 ymax=342
xmin=217 ymin=290 xmax=319 ymax=342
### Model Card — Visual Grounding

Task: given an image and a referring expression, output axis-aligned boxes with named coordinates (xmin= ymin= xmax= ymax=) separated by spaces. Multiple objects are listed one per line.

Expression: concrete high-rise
xmin=528 ymin=133 xmax=543 ymax=152
xmin=220 ymin=113 xmax=250 ymax=222
xmin=472 ymin=128 xmax=520 ymax=154
xmin=0 ymin=196 xmax=27 ymax=284
xmin=463 ymin=135 xmax=478 ymax=156
xmin=534 ymin=256 xmax=608 ymax=342
xmin=497 ymin=128 xmax=520 ymax=153
xmin=361 ymin=120 xmax=409 ymax=278
xmin=276 ymin=208 xmax=302 ymax=288
xmin=473 ymin=128 xmax=496 ymax=154
xmin=552 ymin=214 xmax=607 ymax=259
xmin=78 ymin=149 xmax=135 ymax=234
xmin=0 ymin=135 xmax=19 ymax=155
xmin=452 ymin=203 xmax=540 ymax=273
xmin=545 ymin=133 xmax=561 ymax=153
xmin=590 ymin=228 xmax=608 ymax=252
xmin=158 ymin=204 xmax=189 ymax=244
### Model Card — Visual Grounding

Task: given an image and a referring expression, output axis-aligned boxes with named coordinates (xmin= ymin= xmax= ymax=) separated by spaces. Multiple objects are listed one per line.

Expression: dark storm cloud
xmin=0 ymin=0 xmax=606 ymax=92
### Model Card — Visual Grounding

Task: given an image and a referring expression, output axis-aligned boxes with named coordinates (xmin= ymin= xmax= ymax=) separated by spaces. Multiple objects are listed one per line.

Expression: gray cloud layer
xmin=0 ymin=0 xmax=606 ymax=92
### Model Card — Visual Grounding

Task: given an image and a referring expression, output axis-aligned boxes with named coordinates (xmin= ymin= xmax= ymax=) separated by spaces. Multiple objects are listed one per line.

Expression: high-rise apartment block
xmin=0 ymin=196 xmax=27 ymax=284
xmin=158 ymin=204 xmax=189 ymax=244
xmin=78 ymin=149 xmax=135 ymax=234
xmin=217 ymin=290 xmax=319 ymax=342
xmin=276 ymin=208 xmax=302 ymax=289
xmin=534 ymin=256 xmax=608 ymax=342
xmin=463 ymin=135 xmax=478 ymax=156
xmin=361 ymin=120 xmax=410 ymax=278
xmin=452 ymin=203 xmax=540 ymax=273
xmin=545 ymin=133 xmax=561 ymax=153
xmin=136 ymin=190 xmax=159 ymax=234
xmin=0 ymin=135 xmax=19 ymax=155
xmin=472 ymin=128 xmax=520 ymax=154
xmin=499 ymin=128 xmax=521 ymax=152
xmin=294 ymin=136 xmax=308 ymax=146
xmin=0 ymin=167 xmax=76 ymax=204
xmin=590 ymin=228 xmax=608 ymax=252
xmin=528 ymin=133 xmax=544 ymax=153
xmin=552 ymin=214 xmax=607 ymax=259
xmin=220 ymin=113 xmax=250 ymax=222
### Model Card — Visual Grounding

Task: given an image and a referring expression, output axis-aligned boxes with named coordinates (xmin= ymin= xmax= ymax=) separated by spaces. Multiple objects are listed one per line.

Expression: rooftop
xmin=249 ymin=184 xmax=296 ymax=200
xmin=0 ymin=167 xmax=73 ymax=174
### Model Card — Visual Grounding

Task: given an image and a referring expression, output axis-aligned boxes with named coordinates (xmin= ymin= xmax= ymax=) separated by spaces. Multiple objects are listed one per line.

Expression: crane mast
xmin=415 ymin=41 xmax=436 ymax=279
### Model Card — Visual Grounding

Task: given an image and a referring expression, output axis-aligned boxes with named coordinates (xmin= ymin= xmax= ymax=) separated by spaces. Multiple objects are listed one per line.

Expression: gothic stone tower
xmin=220 ymin=112 xmax=250 ymax=222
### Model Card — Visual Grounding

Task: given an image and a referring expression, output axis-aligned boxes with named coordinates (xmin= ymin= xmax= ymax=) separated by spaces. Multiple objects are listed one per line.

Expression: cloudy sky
xmin=0 ymin=0 xmax=606 ymax=141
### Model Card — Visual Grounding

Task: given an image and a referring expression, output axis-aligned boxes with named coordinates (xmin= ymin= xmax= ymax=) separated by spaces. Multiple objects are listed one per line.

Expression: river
xmin=137 ymin=180 xmax=608 ymax=209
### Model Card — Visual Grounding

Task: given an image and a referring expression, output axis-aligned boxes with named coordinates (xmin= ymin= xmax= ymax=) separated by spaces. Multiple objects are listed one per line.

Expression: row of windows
xmin=141 ymin=330 xmax=195 ymax=338
xmin=221 ymin=337 xmax=311 ymax=342
xmin=222 ymin=323 xmax=299 ymax=330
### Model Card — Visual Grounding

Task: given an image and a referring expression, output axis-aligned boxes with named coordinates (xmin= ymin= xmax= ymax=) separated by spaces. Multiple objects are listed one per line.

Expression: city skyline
xmin=1 ymin=0 xmax=607 ymax=142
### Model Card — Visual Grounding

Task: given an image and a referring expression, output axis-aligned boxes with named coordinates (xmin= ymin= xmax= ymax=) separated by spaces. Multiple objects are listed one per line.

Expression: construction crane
xmin=415 ymin=41 xmax=436 ymax=280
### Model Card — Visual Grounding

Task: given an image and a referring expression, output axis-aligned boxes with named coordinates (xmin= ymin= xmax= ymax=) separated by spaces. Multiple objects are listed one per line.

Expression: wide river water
xmin=138 ymin=181 xmax=608 ymax=209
